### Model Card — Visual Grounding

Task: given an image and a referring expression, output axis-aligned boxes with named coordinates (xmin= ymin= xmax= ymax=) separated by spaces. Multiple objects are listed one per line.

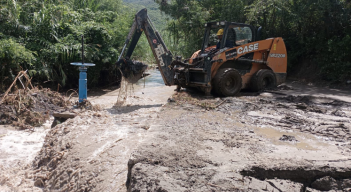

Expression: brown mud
xmin=0 ymin=88 xmax=70 ymax=129
xmin=27 ymin=70 xmax=175 ymax=191
xmin=126 ymin=83 xmax=351 ymax=191
xmin=1 ymin=70 xmax=351 ymax=192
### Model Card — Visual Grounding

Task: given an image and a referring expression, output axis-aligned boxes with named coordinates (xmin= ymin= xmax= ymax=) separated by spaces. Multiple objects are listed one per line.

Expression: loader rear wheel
xmin=251 ymin=69 xmax=277 ymax=92
xmin=213 ymin=68 xmax=242 ymax=96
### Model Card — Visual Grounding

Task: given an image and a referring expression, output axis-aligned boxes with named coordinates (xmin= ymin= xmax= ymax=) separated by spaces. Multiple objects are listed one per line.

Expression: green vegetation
xmin=157 ymin=0 xmax=351 ymax=82
xmin=0 ymin=38 xmax=35 ymax=90
xmin=1 ymin=0 xmax=350 ymax=91
xmin=123 ymin=0 xmax=168 ymax=31
xmin=0 ymin=0 xmax=142 ymax=91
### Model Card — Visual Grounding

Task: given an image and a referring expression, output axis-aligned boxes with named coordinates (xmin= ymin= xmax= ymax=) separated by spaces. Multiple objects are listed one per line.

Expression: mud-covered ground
xmin=1 ymin=71 xmax=351 ymax=192
xmin=0 ymin=87 xmax=69 ymax=129
xmin=0 ymin=70 xmax=175 ymax=192
xmin=126 ymin=89 xmax=351 ymax=192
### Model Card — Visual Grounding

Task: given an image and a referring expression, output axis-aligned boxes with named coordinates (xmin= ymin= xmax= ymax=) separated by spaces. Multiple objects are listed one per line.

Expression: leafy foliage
xmin=0 ymin=38 xmax=35 ymax=89
xmin=0 ymin=0 xmax=137 ymax=91
xmin=123 ymin=0 xmax=168 ymax=31
xmin=156 ymin=0 xmax=351 ymax=82
xmin=246 ymin=0 xmax=351 ymax=81
xmin=2 ymin=0 xmax=350 ymax=90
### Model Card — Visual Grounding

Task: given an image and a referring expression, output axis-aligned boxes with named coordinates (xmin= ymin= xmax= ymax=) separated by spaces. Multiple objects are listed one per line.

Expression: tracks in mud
xmin=218 ymin=94 xmax=351 ymax=191
xmin=4 ymin=77 xmax=351 ymax=192
xmin=241 ymin=165 xmax=351 ymax=191
xmin=219 ymin=94 xmax=351 ymax=142
xmin=126 ymin=91 xmax=351 ymax=192
xmin=29 ymin=72 xmax=176 ymax=191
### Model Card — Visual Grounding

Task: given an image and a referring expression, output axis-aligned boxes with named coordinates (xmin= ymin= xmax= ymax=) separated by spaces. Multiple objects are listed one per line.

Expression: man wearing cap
xmin=216 ymin=29 xmax=233 ymax=50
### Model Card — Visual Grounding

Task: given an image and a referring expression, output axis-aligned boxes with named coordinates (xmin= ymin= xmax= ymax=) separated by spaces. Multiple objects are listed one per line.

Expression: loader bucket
xmin=117 ymin=59 xmax=148 ymax=84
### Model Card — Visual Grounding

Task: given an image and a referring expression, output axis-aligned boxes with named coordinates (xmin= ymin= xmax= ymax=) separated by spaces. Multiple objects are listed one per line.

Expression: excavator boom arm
xmin=118 ymin=9 xmax=174 ymax=86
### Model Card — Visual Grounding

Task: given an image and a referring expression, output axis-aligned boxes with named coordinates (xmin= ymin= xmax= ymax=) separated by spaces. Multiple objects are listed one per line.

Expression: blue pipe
xmin=78 ymin=67 xmax=88 ymax=103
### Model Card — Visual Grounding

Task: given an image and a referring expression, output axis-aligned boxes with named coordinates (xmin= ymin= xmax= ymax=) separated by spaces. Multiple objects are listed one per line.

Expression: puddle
xmin=247 ymin=111 xmax=283 ymax=120
xmin=253 ymin=125 xmax=328 ymax=150
xmin=136 ymin=69 xmax=165 ymax=87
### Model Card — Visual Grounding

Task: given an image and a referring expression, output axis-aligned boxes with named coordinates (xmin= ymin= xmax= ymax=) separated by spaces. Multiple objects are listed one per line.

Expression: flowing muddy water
xmin=136 ymin=69 xmax=165 ymax=87
xmin=89 ymin=69 xmax=169 ymax=108
xmin=0 ymin=121 xmax=52 ymax=192
xmin=1 ymin=71 xmax=351 ymax=191
xmin=0 ymin=69 xmax=175 ymax=191
xmin=28 ymin=69 xmax=176 ymax=191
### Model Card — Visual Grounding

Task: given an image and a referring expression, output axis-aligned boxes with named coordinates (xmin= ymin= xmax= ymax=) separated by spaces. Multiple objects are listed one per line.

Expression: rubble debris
xmin=76 ymin=99 xmax=102 ymax=111
xmin=276 ymin=84 xmax=294 ymax=90
xmin=3 ymin=72 xmax=351 ymax=191
xmin=51 ymin=112 xmax=77 ymax=128
xmin=1 ymin=70 xmax=34 ymax=104
xmin=279 ymin=135 xmax=299 ymax=142
xmin=311 ymin=176 xmax=338 ymax=191
xmin=241 ymin=165 xmax=351 ymax=191
xmin=170 ymin=91 xmax=223 ymax=109
xmin=0 ymin=87 xmax=70 ymax=129
xmin=217 ymin=96 xmax=351 ymax=141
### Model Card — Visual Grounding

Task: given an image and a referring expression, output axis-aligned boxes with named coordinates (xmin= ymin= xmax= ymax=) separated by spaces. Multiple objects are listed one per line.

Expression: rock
xmin=309 ymin=106 xmax=327 ymax=114
xmin=167 ymin=98 xmax=175 ymax=102
xmin=277 ymin=85 xmax=293 ymax=90
xmin=279 ymin=135 xmax=298 ymax=142
xmin=296 ymin=103 xmax=307 ymax=109
xmin=34 ymin=178 xmax=44 ymax=187
xmin=265 ymin=179 xmax=303 ymax=192
xmin=52 ymin=112 xmax=77 ymax=128
xmin=305 ymin=187 xmax=321 ymax=192
xmin=311 ymin=176 xmax=338 ymax=191
xmin=331 ymin=110 xmax=346 ymax=117
xmin=342 ymin=179 xmax=351 ymax=189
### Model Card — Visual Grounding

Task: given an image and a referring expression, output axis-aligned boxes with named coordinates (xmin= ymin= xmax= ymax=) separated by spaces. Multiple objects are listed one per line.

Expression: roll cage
xmin=201 ymin=21 xmax=257 ymax=53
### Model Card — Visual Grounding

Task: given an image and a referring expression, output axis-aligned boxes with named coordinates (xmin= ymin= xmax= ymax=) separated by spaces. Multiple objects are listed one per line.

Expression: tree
xmin=0 ymin=0 xmax=139 ymax=91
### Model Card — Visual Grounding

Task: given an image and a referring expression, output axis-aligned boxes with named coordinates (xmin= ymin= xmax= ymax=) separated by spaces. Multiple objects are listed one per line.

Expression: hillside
xmin=123 ymin=0 xmax=168 ymax=31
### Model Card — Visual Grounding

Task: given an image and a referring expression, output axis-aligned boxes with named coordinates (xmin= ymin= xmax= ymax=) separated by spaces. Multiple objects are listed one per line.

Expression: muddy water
xmin=0 ymin=118 xmax=52 ymax=169
xmin=235 ymin=93 xmax=351 ymax=163
xmin=0 ymin=121 xmax=52 ymax=192
xmin=0 ymin=68 xmax=175 ymax=191
xmin=3 ymin=73 xmax=351 ymax=191
xmin=126 ymin=87 xmax=351 ymax=191
xmin=29 ymin=69 xmax=176 ymax=191
xmin=90 ymin=69 xmax=173 ymax=107
xmin=136 ymin=69 xmax=165 ymax=87
xmin=253 ymin=125 xmax=321 ymax=150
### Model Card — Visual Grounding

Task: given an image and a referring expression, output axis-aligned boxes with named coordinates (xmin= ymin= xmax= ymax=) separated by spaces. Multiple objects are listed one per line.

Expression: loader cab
xmin=201 ymin=21 xmax=257 ymax=53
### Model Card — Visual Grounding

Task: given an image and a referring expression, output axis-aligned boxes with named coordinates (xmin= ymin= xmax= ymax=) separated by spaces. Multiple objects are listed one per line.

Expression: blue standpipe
xmin=78 ymin=67 xmax=88 ymax=102
xmin=71 ymin=63 xmax=95 ymax=103
xmin=71 ymin=35 xmax=95 ymax=103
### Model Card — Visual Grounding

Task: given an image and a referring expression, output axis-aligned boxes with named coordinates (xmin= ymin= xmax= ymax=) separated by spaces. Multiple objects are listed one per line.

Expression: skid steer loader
xmin=117 ymin=9 xmax=287 ymax=96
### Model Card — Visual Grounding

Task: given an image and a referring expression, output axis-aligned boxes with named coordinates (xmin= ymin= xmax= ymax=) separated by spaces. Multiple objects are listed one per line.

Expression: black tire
xmin=212 ymin=68 xmax=242 ymax=96
xmin=251 ymin=69 xmax=277 ymax=92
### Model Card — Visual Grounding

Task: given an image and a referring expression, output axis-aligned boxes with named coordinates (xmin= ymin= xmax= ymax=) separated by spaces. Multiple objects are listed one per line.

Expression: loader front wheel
xmin=251 ymin=69 xmax=277 ymax=92
xmin=213 ymin=68 xmax=242 ymax=96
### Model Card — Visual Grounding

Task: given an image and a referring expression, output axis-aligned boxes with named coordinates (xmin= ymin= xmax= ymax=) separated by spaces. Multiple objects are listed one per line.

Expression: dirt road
xmin=127 ymin=91 xmax=351 ymax=191
xmin=1 ymin=71 xmax=350 ymax=191
xmin=28 ymin=70 xmax=175 ymax=191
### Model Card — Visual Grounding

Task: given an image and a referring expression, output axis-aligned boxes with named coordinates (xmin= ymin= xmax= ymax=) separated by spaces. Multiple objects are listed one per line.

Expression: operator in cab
xmin=216 ymin=29 xmax=233 ymax=49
